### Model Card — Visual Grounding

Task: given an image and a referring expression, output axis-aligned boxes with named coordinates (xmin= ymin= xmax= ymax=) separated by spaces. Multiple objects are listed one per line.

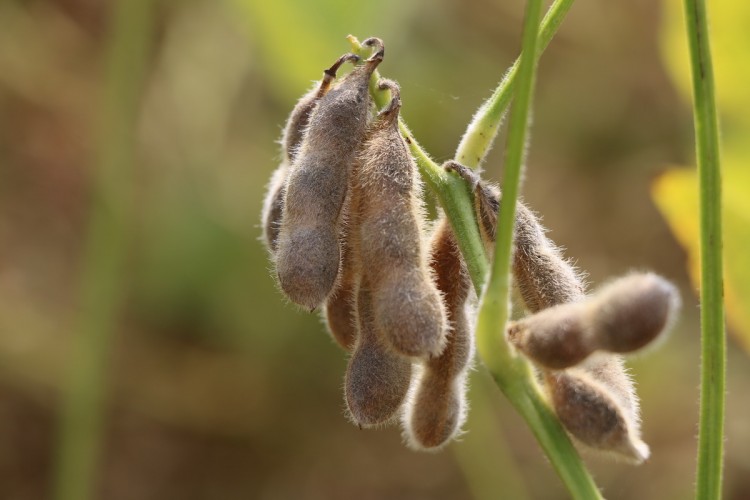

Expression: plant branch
xmin=472 ymin=0 xmax=600 ymax=497
xmin=683 ymin=0 xmax=726 ymax=498
xmin=454 ymin=0 xmax=575 ymax=169
xmin=54 ymin=1 xmax=153 ymax=499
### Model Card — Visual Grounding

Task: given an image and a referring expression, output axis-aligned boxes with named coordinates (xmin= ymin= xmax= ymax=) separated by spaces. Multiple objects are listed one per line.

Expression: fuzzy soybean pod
xmin=275 ymin=38 xmax=384 ymax=310
xmin=261 ymin=53 xmax=359 ymax=252
xmin=344 ymin=275 xmax=413 ymax=427
xmin=403 ymin=219 xmax=474 ymax=450
xmin=508 ymin=273 xmax=680 ymax=369
xmin=443 ymin=160 xmax=585 ymax=310
xmin=544 ymin=365 xmax=650 ymax=464
xmin=356 ymin=80 xmax=448 ymax=358
xmin=445 ymin=161 xmax=652 ymax=462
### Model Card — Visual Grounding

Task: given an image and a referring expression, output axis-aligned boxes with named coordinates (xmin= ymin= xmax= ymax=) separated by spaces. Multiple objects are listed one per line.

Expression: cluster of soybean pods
xmin=262 ymin=37 xmax=680 ymax=459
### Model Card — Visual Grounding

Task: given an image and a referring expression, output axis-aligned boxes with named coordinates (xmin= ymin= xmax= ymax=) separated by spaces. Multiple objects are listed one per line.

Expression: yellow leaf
xmin=652 ymin=164 xmax=750 ymax=353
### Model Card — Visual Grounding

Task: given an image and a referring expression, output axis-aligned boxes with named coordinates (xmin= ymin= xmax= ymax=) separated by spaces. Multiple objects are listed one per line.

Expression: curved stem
xmin=683 ymin=0 xmax=726 ymax=498
xmin=472 ymin=0 xmax=601 ymax=496
xmin=454 ymin=0 xmax=575 ymax=169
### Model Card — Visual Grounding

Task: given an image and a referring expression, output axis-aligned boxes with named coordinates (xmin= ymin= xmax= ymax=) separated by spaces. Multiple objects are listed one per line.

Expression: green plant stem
xmin=683 ymin=0 xmax=726 ymax=498
xmin=473 ymin=0 xmax=600 ymax=497
xmin=54 ymin=2 xmax=153 ymax=499
xmin=454 ymin=0 xmax=574 ymax=168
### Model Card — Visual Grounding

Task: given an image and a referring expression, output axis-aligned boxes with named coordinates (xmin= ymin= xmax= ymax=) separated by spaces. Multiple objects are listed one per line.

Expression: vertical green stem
xmin=473 ymin=0 xmax=602 ymax=497
xmin=683 ymin=0 xmax=726 ymax=498
xmin=54 ymin=2 xmax=153 ymax=499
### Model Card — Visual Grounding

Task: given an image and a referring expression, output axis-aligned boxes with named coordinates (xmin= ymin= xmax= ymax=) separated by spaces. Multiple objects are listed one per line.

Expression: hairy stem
xmin=682 ymin=0 xmax=726 ymax=498
xmin=54 ymin=1 xmax=153 ymax=499
xmin=473 ymin=0 xmax=600 ymax=497
xmin=454 ymin=0 xmax=575 ymax=169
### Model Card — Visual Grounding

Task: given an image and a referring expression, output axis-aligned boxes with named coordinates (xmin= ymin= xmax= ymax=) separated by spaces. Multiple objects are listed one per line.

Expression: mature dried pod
xmin=356 ymin=80 xmax=448 ymax=357
xmin=282 ymin=53 xmax=360 ymax=162
xmin=262 ymin=53 xmax=359 ymax=252
xmin=275 ymin=38 xmax=384 ymax=310
xmin=344 ymin=277 xmax=413 ymax=427
xmin=508 ymin=273 xmax=680 ymax=369
xmin=544 ymin=368 xmax=650 ymax=464
xmin=403 ymin=219 xmax=474 ymax=450
xmin=445 ymin=161 xmax=658 ymax=462
xmin=443 ymin=160 xmax=585 ymax=311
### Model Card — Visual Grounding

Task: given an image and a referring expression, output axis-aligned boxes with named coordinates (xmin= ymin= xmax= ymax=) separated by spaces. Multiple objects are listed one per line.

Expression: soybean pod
xmin=276 ymin=39 xmax=384 ymax=310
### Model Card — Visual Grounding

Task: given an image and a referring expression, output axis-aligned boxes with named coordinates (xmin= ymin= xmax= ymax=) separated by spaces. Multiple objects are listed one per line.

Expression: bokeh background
xmin=1 ymin=0 xmax=748 ymax=499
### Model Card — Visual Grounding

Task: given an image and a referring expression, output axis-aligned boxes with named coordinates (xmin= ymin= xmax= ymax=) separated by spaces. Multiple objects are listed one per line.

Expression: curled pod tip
xmin=377 ymin=78 xmax=401 ymax=118
xmin=361 ymin=37 xmax=385 ymax=61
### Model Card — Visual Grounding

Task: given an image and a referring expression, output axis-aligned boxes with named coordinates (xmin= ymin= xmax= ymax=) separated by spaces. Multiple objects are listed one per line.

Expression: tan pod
xmin=356 ymin=80 xmax=448 ymax=357
xmin=403 ymin=219 xmax=473 ymax=450
xmin=344 ymin=277 xmax=413 ymax=427
xmin=508 ymin=273 xmax=680 ymax=369
xmin=262 ymin=53 xmax=359 ymax=252
xmin=276 ymin=39 xmax=384 ymax=310
xmin=544 ymin=367 xmax=650 ymax=464
xmin=445 ymin=161 xmax=654 ymax=462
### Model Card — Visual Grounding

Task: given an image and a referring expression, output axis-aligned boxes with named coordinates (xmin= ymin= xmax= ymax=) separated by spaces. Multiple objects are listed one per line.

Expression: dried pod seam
xmin=356 ymin=79 xmax=448 ymax=357
xmin=275 ymin=40 xmax=384 ymax=310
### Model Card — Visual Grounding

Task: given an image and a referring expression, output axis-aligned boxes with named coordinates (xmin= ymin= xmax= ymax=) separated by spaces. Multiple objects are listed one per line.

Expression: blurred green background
xmin=0 ymin=0 xmax=748 ymax=499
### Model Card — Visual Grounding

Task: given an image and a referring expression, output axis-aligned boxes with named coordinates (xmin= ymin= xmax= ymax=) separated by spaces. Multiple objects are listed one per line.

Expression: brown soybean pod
xmin=275 ymin=39 xmax=384 ymax=310
xmin=507 ymin=273 xmax=680 ymax=369
xmin=356 ymin=80 xmax=448 ymax=357
xmin=344 ymin=275 xmax=413 ymax=427
xmin=586 ymin=273 xmax=680 ymax=353
xmin=544 ymin=368 xmax=650 ymax=464
xmin=443 ymin=160 xmax=586 ymax=311
xmin=403 ymin=219 xmax=473 ymax=450
xmin=262 ymin=53 xmax=359 ymax=252
xmin=445 ymin=161 xmax=648 ymax=460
